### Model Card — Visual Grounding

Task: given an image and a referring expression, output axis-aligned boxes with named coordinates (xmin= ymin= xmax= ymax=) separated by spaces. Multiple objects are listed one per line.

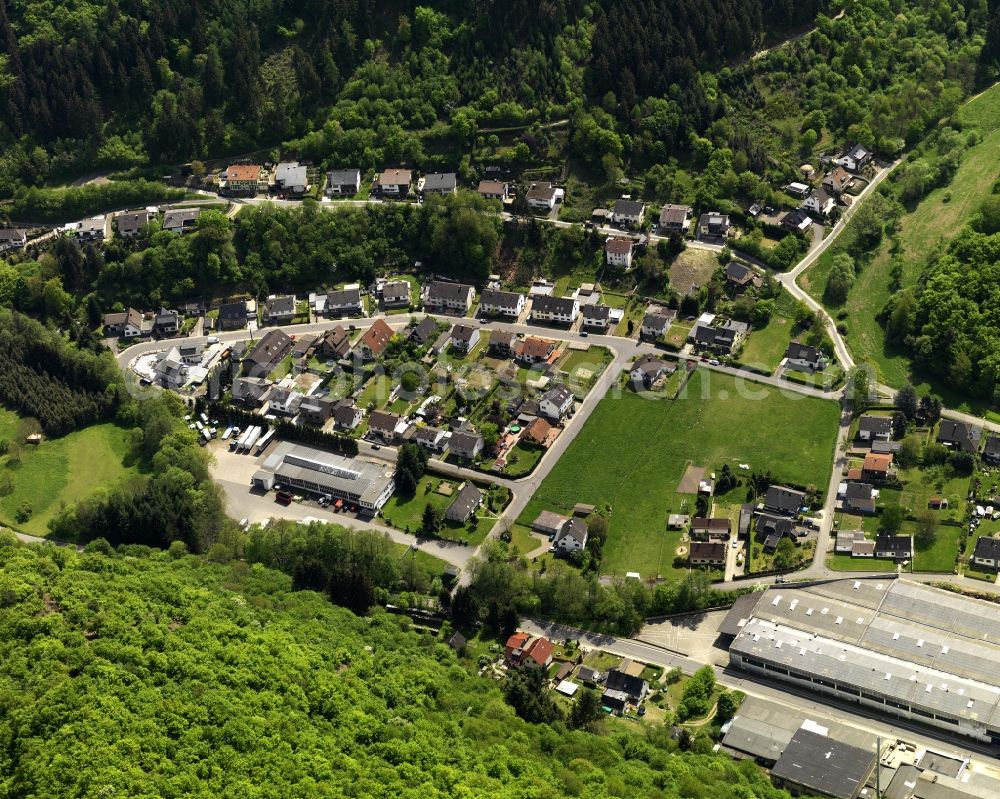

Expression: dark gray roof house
xmin=449 ymin=431 xmax=484 ymax=460
xmin=771 ymin=728 xmax=876 ymax=799
xmin=785 ymin=341 xmax=824 ymax=370
xmin=724 ymin=261 xmax=754 ymax=288
xmin=984 ymin=433 xmax=1000 ymax=464
xmin=605 ymin=668 xmax=648 ymax=702
xmin=858 ymin=414 xmax=893 ymax=439
xmin=116 ymin=210 xmax=150 ymax=237
xmin=691 ymin=320 xmax=747 ymax=353
xmin=409 ymin=317 xmax=440 ymax=346
xmin=841 ymin=482 xmax=876 ymax=514
xmin=612 ymin=198 xmax=644 ymax=218
xmin=874 ymin=534 xmax=913 ymax=559
xmin=938 ymin=419 xmax=981 ymax=453
xmin=763 ymin=485 xmax=805 ymax=515
xmin=162 ymin=208 xmax=201 ymax=233
xmin=445 ymin=483 xmax=483 ymax=523
xmin=422 ymin=172 xmax=458 ymax=194
xmin=581 ymin=304 xmax=612 ymax=327
xmin=265 ymin=294 xmax=296 ymax=320
xmin=243 ymin=329 xmax=293 ymax=375
xmin=218 ymin=301 xmax=248 ymax=330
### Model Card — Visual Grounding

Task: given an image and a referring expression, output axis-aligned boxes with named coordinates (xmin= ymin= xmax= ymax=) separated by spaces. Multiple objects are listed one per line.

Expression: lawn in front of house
xmin=519 ymin=369 xmax=839 ymax=578
xmin=380 ymin=474 xmax=504 ymax=545
xmin=0 ymin=413 xmax=140 ymax=536
xmin=738 ymin=316 xmax=793 ymax=374
xmin=357 ymin=373 xmax=394 ymax=409
xmin=881 ymin=466 xmax=971 ymax=525
xmin=827 ymin=554 xmax=899 ymax=572
xmin=913 ymin=521 xmax=962 ymax=573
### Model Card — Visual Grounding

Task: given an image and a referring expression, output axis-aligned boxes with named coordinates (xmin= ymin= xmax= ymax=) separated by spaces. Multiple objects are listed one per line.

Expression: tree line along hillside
xmin=0 ymin=0 xmax=836 ymax=190
xmin=0 ymin=539 xmax=809 ymax=799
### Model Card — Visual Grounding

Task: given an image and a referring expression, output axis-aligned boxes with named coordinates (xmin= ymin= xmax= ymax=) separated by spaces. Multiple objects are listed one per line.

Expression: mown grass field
xmin=0 ymin=409 xmax=138 ymax=536
xmin=380 ymin=474 xmax=499 ymax=545
xmin=519 ymin=370 xmax=839 ymax=578
xmin=799 ymin=82 xmax=1000 ymax=401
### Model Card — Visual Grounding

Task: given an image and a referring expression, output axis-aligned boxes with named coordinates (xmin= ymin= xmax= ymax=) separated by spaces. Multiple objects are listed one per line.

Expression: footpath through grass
xmin=519 ymin=369 xmax=839 ymax=579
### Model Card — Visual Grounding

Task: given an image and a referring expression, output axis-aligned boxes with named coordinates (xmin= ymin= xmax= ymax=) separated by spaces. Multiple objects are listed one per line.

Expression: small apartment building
xmin=530 ymin=295 xmax=579 ymax=325
xmin=605 ymin=236 xmax=635 ymax=267
xmin=424 ymin=281 xmax=475 ymax=315
xmin=479 ymin=288 xmax=525 ymax=318
xmin=221 ymin=164 xmax=265 ymax=196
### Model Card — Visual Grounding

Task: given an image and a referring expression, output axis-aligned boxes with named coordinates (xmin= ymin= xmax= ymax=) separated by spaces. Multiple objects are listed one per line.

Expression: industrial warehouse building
xmin=252 ymin=442 xmax=396 ymax=512
xmin=723 ymin=578 xmax=1000 ymax=746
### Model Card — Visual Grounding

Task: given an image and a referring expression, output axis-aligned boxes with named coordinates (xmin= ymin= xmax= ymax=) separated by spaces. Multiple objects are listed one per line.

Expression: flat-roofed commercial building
xmin=252 ymin=441 xmax=395 ymax=512
xmin=725 ymin=578 xmax=1000 ymax=745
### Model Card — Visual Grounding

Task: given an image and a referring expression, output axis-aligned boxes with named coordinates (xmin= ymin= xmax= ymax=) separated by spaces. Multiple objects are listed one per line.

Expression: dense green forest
xmin=0 ymin=539 xmax=810 ymax=798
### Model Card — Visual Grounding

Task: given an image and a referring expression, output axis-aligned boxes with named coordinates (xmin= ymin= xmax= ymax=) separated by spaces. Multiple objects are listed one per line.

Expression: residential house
xmin=531 ymin=295 xmax=579 ymax=325
xmin=539 ymin=383 xmax=575 ymax=421
xmin=854 ymin=539 xmax=878 ymax=557
xmin=802 ymin=188 xmax=835 ymax=216
xmin=0 ymin=228 xmax=27 ymax=251
xmin=243 ymin=329 xmax=293 ymax=376
xmin=231 ymin=377 xmax=272 ymax=408
xmin=325 ymin=168 xmax=361 ymax=197
xmin=781 ymin=207 xmax=813 ymax=234
xmin=504 ymin=631 xmax=530 ymax=664
xmin=526 ymin=182 xmax=558 ymax=211
xmin=162 ymin=208 xmax=201 ymax=234
xmin=450 ymin=323 xmax=480 ymax=354
xmin=103 ymin=308 xmax=143 ymax=338
xmin=861 ymin=452 xmax=893 ymax=483
xmin=611 ymin=198 xmax=645 ymax=227
xmin=74 ymin=217 xmax=106 ymax=241
xmin=376 ymin=168 xmax=413 ymax=198
xmin=489 ymin=330 xmax=515 ymax=357
xmin=477 ymin=179 xmax=508 ymax=200
xmin=154 ymin=348 xmax=187 ymax=388
xmin=605 ymin=236 xmax=635 ymax=267
xmin=835 ymin=530 xmax=867 ymax=554
xmin=658 ymin=203 xmax=692 ymax=234
xmin=835 ymin=143 xmax=873 ymax=173
xmin=319 ymin=326 xmax=351 ymax=360
xmin=763 ymin=485 xmax=805 ymax=516
xmin=422 ymin=172 xmax=457 ymax=196
xmin=217 ymin=301 xmax=248 ymax=330
xmin=724 ymin=261 xmax=755 ymax=291
xmin=381 ymin=280 xmax=411 ymax=309
xmin=268 ymin=386 xmax=303 ymax=416
xmin=291 ymin=335 xmax=316 ymax=363
xmin=413 ymin=425 xmax=448 ymax=453
xmin=264 ymin=295 xmax=297 ymax=324
xmin=823 ymin=166 xmax=852 ymax=195
xmin=532 ymin=510 xmax=569 ymax=536
xmin=983 ymin=434 xmax=1000 ymax=465
xmin=298 ymin=396 xmax=336 ymax=426
xmin=690 ymin=517 xmax=732 ymax=540
xmin=937 ymin=419 xmax=981 ymax=453
xmin=408 ymin=317 xmax=440 ymax=346
xmin=449 ymin=431 xmax=484 ymax=461
xmin=153 ymin=307 xmax=179 ymax=335
xmin=445 ymin=483 xmax=483 ymax=523
xmin=367 ymin=410 xmax=402 ymax=442
xmin=332 ymin=400 xmax=363 ymax=431
xmin=517 ymin=336 xmax=556 ymax=365
xmin=857 ymin=414 xmax=893 ymax=442
xmin=356 ymin=318 xmax=394 ymax=360
xmin=177 ymin=343 xmax=202 ymax=365
xmin=554 ymin=518 xmax=588 ymax=552
xmin=839 ymin=482 xmax=877 ymax=514
xmin=784 ymin=341 xmax=826 ymax=373
xmin=785 ymin=182 xmax=811 ymax=198
xmin=424 ymin=280 xmax=475 ymax=315
xmin=221 ymin=164 xmax=265 ymax=196
xmin=641 ymin=309 xmax=676 ymax=340
xmin=479 ymin=288 xmax=525 ymax=318
xmin=874 ymin=534 xmax=913 ymax=560
xmin=629 ymin=354 xmax=674 ymax=387
xmin=324 ymin=287 xmax=363 ymax=317
xmin=972 ymin=537 xmax=1000 ymax=571
xmin=757 ymin=514 xmax=795 ymax=552
xmin=689 ymin=541 xmax=726 ymax=566
xmin=605 ymin=669 xmax=648 ymax=703
xmin=690 ymin=319 xmax=748 ymax=354
xmin=274 ymin=162 xmax=308 ymax=196
xmin=697 ymin=212 xmax=730 ymax=241
xmin=179 ymin=298 xmax=206 ymax=317
xmin=523 ymin=417 xmax=553 ymax=447
xmin=116 ymin=210 xmax=149 ymax=238
xmin=581 ymin=304 xmax=612 ymax=330
xmin=518 ymin=637 xmax=554 ymax=669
